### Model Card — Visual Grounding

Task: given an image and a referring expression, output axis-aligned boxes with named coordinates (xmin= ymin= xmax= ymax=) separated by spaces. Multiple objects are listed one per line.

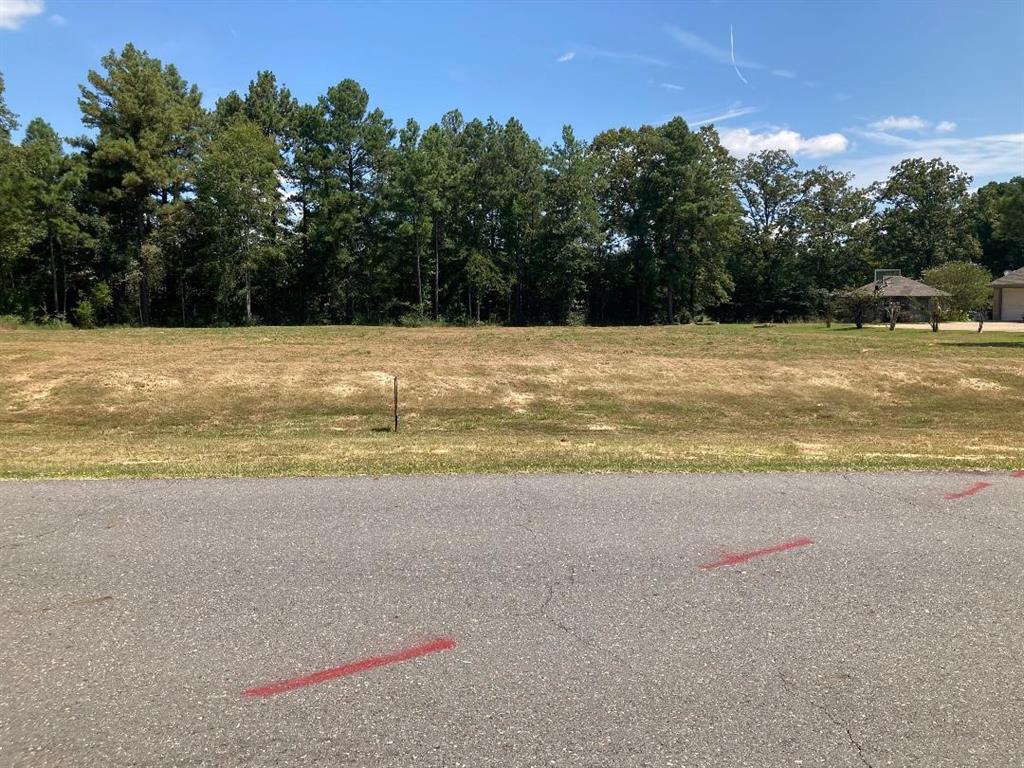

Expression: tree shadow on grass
xmin=939 ymin=341 xmax=1024 ymax=349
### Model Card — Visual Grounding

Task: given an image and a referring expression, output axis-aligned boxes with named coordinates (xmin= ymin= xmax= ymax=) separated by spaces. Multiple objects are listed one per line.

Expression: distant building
xmin=852 ymin=271 xmax=950 ymax=323
xmin=990 ymin=267 xmax=1024 ymax=322
xmin=853 ymin=273 xmax=950 ymax=301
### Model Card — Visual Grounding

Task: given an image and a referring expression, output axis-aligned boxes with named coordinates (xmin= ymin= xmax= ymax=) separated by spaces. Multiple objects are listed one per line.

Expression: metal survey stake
xmin=393 ymin=375 xmax=399 ymax=432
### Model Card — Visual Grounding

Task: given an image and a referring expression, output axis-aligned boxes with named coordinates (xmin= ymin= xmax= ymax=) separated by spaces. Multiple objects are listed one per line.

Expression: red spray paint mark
xmin=944 ymin=482 xmax=992 ymax=500
xmin=1011 ymin=470 xmax=1024 ymax=478
xmin=243 ymin=637 xmax=457 ymax=698
xmin=701 ymin=537 xmax=814 ymax=570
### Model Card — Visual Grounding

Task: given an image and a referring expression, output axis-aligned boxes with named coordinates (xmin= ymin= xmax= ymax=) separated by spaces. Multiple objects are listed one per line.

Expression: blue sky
xmin=2 ymin=0 xmax=1022 ymax=186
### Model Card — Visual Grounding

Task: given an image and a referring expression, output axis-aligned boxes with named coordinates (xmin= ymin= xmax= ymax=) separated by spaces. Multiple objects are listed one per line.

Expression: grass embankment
xmin=2 ymin=324 xmax=1022 ymax=479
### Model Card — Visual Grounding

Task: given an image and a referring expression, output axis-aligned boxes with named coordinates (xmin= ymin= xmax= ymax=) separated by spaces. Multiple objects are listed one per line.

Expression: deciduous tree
xmin=872 ymin=158 xmax=980 ymax=278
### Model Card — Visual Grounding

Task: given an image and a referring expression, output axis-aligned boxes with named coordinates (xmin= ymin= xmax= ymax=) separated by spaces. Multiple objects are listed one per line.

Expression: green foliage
xmin=0 ymin=72 xmax=18 ymax=141
xmin=872 ymin=158 xmax=981 ymax=277
xmin=74 ymin=44 xmax=204 ymax=325
xmin=836 ymin=291 xmax=882 ymax=329
xmin=75 ymin=298 xmax=96 ymax=328
xmin=0 ymin=313 xmax=25 ymax=329
xmin=591 ymin=120 xmax=739 ymax=324
xmin=731 ymin=149 xmax=807 ymax=320
xmin=72 ymin=282 xmax=114 ymax=329
xmin=922 ymin=261 xmax=993 ymax=319
xmin=1 ymin=55 xmax=1014 ymax=330
xmin=797 ymin=167 xmax=874 ymax=291
xmin=974 ymin=177 xmax=1024 ymax=276
xmin=195 ymin=119 xmax=285 ymax=323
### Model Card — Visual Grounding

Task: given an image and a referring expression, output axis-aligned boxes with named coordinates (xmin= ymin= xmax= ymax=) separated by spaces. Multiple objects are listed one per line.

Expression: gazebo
xmin=853 ymin=273 xmax=951 ymax=330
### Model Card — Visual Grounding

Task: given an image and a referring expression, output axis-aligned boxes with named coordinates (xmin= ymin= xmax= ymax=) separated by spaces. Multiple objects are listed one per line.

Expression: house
xmin=990 ymin=267 xmax=1024 ymax=322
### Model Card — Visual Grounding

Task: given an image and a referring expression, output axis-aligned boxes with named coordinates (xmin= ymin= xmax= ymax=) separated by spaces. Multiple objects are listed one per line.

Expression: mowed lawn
xmin=1 ymin=324 xmax=1022 ymax=479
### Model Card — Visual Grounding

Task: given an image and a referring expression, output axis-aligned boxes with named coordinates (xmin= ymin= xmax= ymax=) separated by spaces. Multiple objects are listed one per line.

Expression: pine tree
xmin=75 ymin=44 xmax=204 ymax=324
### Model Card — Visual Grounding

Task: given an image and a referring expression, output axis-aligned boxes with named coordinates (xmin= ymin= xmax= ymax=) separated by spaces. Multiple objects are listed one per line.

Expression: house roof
xmin=854 ymin=275 xmax=950 ymax=298
xmin=990 ymin=267 xmax=1024 ymax=287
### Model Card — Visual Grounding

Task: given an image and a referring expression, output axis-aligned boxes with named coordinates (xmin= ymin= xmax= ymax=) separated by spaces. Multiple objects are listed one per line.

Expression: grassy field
xmin=2 ymin=324 xmax=1022 ymax=479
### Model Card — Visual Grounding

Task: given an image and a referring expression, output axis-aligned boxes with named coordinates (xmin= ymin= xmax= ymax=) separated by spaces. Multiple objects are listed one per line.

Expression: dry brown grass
xmin=2 ymin=324 xmax=1022 ymax=479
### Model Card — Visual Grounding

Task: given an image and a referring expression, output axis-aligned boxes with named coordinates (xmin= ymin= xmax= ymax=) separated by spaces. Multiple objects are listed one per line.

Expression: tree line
xmin=1 ymin=44 xmax=1021 ymax=327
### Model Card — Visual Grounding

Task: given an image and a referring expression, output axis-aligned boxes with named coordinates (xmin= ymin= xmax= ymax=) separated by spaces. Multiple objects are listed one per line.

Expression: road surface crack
xmin=531 ymin=563 xmax=615 ymax=657
xmin=778 ymin=671 xmax=874 ymax=768
xmin=841 ymin=473 xmax=925 ymax=515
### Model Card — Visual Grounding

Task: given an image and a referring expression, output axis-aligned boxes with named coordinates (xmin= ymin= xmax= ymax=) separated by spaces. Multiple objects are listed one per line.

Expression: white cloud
xmin=839 ymin=132 xmax=1024 ymax=186
xmin=771 ymin=69 xmax=797 ymax=79
xmin=659 ymin=82 xmax=684 ymax=91
xmin=720 ymin=128 xmax=850 ymax=158
xmin=556 ymin=51 xmax=575 ymax=63
xmin=665 ymin=24 xmax=762 ymax=69
xmin=935 ymin=120 xmax=957 ymax=133
xmin=0 ymin=0 xmax=44 ymax=29
xmin=868 ymin=115 xmax=929 ymax=132
xmin=48 ymin=12 xmax=65 ymax=25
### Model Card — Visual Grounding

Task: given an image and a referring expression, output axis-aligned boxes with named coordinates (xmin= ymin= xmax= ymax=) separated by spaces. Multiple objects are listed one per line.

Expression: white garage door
xmin=1001 ymin=288 xmax=1024 ymax=322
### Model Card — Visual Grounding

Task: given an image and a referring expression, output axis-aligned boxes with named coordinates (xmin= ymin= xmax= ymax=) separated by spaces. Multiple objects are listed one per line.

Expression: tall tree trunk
xmin=138 ymin=202 xmax=150 ymax=326
xmin=433 ymin=218 xmax=440 ymax=320
xmin=515 ymin=254 xmax=524 ymax=325
xmin=61 ymin=254 xmax=68 ymax=319
xmin=415 ymin=216 xmax=423 ymax=309
xmin=244 ymin=266 xmax=252 ymax=324
xmin=48 ymin=232 xmax=58 ymax=318
xmin=667 ymin=282 xmax=674 ymax=325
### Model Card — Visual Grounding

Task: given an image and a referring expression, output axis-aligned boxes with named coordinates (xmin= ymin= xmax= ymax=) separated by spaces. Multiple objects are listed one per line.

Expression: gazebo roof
xmin=990 ymin=267 xmax=1024 ymax=287
xmin=854 ymin=275 xmax=950 ymax=298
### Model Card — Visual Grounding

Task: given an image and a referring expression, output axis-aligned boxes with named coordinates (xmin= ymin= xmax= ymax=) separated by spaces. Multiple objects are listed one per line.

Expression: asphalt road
xmin=1 ymin=472 xmax=1022 ymax=767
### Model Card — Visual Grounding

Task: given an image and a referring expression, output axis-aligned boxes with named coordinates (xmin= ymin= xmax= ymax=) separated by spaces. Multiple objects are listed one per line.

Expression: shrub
xmin=74 ymin=283 xmax=114 ymax=329
xmin=922 ymin=262 xmax=993 ymax=320
xmin=398 ymin=310 xmax=429 ymax=327
xmin=75 ymin=299 xmax=97 ymax=329
xmin=836 ymin=291 xmax=882 ymax=329
xmin=91 ymin=282 xmax=113 ymax=315
xmin=0 ymin=314 xmax=26 ymax=330
xmin=566 ymin=299 xmax=588 ymax=326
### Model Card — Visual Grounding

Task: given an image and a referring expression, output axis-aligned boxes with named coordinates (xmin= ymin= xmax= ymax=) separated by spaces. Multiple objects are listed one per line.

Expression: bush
xmin=566 ymin=299 xmax=588 ymax=326
xmin=922 ymin=262 xmax=993 ymax=320
xmin=0 ymin=314 xmax=26 ymax=330
xmin=91 ymin=282 xmax=113 ymax=315
xmin=397 ymin=310 xmax=430 ymax=327
xmin=74 ymin=283 xmax=114 ymax=329
xmin=75 ymin=299 xmax=97 ymax=329
xmin=836 ymin=291 xmax=882 ymax=329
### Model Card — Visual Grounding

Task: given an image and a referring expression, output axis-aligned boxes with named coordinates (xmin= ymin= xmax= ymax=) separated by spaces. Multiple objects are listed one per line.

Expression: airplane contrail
xmin=730 ymin=25 xmax=749 ymax=84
